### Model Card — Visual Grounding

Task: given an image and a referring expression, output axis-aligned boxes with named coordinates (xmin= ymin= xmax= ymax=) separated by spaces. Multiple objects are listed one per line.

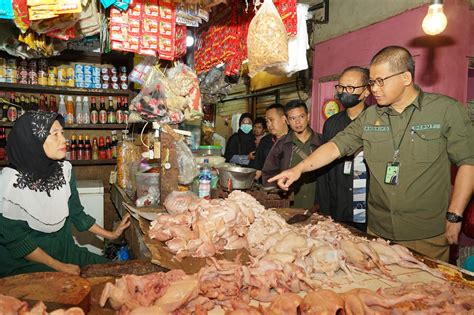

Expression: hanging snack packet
xmin=247 ymin=0 xmax=288 ymax=77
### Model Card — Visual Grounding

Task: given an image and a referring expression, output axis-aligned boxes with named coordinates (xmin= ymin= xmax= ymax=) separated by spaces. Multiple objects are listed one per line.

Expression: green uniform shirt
xmin=332 ymin=87 xmax=474 ymax=241
xmin=291 ymin=132 xmax=317 ymax=210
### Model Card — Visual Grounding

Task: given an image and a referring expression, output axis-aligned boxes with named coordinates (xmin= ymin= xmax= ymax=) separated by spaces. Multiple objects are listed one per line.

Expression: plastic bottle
xmin=82 ymin=96 xmax=90 ymax=124
xmin=198 ymin=158 xmax=212 ymax=199
xmin=75 ymin=96 xmax=82 ymax=124
xmin=58 ymin=95 xmax=67 ymax=119
xmin=65 ymin=96 xmax=75 ymax=124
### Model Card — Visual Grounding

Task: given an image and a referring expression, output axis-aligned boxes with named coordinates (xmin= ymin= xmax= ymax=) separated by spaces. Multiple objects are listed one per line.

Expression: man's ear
xmin=402 ymin=71 xmax=413 ymax=86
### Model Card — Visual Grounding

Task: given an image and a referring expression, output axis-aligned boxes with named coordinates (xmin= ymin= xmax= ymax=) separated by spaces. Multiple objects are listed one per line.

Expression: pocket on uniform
xmin=361 ymin=132 xmax=392 ymax=162
xmin=411 ymin=129 xmax=443 ymax=162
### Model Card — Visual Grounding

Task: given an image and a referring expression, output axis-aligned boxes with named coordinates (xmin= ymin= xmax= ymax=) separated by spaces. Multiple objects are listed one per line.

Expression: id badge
xmin=343 ymin=161 xmax=352 ymax=175
xmin=384 ymin=161 xmax=400 ymax=185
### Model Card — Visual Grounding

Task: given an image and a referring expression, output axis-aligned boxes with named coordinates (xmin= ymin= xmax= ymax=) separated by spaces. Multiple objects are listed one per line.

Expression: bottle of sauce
xmin=77 ymin=134 xmax=84 ymax=160
xmin=65 ymin=96 xmax=75 ymax=125
xmin=92 ymin=137 xmax=99 ymax=160
xmin=115 ymin=96 xmax=124 ymax=124
xmin=107 ymin=96 xmax=116 ymax=124
xmin=98 ymin=96 xmax=107 ymax=124
xmin=105 ymin=136 xmax=112 ymax=159
xmin=111 ymin=130 xmax=118 ymax=158
xmin=70 ymin=135 xmax=77 ymax=160
xmin=84 ymin=135 xmax=92 ymax=160
xmin=98 ymin=136 xmax=106 ymax=159
xmin=90 ymin=96 xmax=99 ymax=124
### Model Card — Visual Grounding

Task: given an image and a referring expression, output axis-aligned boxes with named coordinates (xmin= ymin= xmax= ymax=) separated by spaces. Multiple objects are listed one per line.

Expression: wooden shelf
xmin=0 ymin=159 xmax=116 ymax=166
xmin=0 ymin=121 xmax=127 ymax=129
xmin=70 ymin=159 xmax=117 ymax=166
xmin=0 ymin=82 xmax=132 ymax=97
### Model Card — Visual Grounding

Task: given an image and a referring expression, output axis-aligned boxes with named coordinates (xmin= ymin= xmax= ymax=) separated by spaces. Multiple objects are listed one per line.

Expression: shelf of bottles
xmin=0 ymin=91 xmax=130 ymax=128
xmin=0 ymin=159 xmax=116 ymax=166
xmin=0 ymin=82 xmax=132 ymax=97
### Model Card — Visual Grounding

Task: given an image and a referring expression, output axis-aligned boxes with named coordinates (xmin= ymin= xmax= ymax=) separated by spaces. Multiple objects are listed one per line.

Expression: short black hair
xmin=284 ymin=99 xmax=308 ymax=115
xmin=265 ymin=103 xmax=285 ymax=116
xmin=253 ymin=117 xmax=267 ymax=130
xmin=371 ymin=46 xmax=415 ymax=79
xmin=239 ymin=112 xmax=253 ymax=125
xmin=341 ymin=66 xmax=369 ymax=85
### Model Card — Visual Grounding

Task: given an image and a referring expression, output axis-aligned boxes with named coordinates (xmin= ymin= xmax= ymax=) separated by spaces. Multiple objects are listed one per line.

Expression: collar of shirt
xmin=375 ymin=85 xmax=424 ymax=117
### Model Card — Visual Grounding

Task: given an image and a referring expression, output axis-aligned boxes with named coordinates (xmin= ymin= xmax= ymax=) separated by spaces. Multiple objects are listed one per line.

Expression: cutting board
xmin=0 ymin=272 xmax=91 ymax=312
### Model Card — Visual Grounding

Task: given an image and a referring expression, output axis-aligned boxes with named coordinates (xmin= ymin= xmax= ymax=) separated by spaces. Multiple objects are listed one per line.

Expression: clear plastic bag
xmin=117 ymin=140 xmax=142 ymax=189
xmin=175 ymin=140 xmax=199 ymax=185
xmin=247 ymin=0 xmax=288 ymax=77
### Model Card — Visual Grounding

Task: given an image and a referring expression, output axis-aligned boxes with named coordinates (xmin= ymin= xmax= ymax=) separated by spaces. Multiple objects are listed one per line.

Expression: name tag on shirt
xmin=343 ymin=161 xmax=352 ymax=175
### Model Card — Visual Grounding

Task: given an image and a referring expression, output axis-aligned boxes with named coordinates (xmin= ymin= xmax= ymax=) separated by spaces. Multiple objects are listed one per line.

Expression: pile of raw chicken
xmin=96 ymin=191 xmax=474 ymax=314
xmin=100 ymin=257 xmax=474 ymax=314
xmin=0 ymin=294 xmax=84 ymax=315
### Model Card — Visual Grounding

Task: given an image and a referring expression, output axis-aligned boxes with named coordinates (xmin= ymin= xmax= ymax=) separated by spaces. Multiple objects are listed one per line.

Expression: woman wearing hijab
xmin=0 ymin=111 xmax=130 ymax=277
xmin=224 ymin=113 xmax=256 ymax=166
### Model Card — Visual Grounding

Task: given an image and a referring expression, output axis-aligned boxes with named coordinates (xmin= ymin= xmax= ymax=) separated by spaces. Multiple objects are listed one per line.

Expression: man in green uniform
xmin=269 ymin=46 xmax=474 ymax=262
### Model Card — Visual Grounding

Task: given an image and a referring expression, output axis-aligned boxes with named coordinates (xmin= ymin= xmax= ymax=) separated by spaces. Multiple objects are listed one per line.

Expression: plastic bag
xmin=163 ymin=191 xmax=198 ymax=214
xmin=117 ymin=140 xmax=142 ymax=189
xmin=247 ymin=0 xmax=288 ymax=78
xmin=176 ymin=140 xmax=199 ymax=185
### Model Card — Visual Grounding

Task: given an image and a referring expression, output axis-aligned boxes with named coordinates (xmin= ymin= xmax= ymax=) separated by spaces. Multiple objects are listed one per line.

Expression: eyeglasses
xmin=334 ymin=84 xmax=367 ymax=94
xmin=368 ymin=71 xmax=406 ymax=87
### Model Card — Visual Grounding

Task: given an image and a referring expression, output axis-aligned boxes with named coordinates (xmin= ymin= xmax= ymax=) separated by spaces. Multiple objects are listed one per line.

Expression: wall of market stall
xmin=310 ymin=0 xmax=474 ymax=132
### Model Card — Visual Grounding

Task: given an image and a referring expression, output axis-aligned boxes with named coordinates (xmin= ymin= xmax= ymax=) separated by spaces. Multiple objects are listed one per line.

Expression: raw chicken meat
xmin=163 ymin=191 xmax=198 ymax=214
xmin=0 ymin=294 xmax=27 ymax=315
xmin=262 ymin=292 xmax=302 ymax=315
xmin=299 ymin=289 xmax=345 ymax=315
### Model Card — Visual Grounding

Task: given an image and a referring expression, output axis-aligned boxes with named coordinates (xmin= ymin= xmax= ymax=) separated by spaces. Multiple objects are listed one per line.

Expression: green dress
xmin=0 ymin=174 xmax=109 ymax=277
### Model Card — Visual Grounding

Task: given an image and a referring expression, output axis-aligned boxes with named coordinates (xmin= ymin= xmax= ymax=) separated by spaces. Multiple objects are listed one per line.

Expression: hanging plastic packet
xmin=247 ymin=0 xmax=288 ymax=77
xmin=0 ymin=0 xmax=15 ymax=19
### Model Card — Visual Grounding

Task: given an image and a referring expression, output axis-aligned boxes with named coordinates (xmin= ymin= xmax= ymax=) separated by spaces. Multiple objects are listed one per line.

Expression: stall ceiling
xmin=303 ymin=0 xmax=430 ymax=45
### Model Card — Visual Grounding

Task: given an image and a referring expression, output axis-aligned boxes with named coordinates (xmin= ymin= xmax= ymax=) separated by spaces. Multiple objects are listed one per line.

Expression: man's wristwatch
xmin=446 ymin=212 xmax=463 ymax=223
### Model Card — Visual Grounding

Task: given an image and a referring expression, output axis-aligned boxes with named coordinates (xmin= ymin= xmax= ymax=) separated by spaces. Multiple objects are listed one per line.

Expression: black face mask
xmin=336 ymin=92 xmax=362 ymax=109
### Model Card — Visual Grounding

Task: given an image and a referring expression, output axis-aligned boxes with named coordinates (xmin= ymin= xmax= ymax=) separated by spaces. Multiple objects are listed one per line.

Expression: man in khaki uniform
xmin=270 ymin=46 xmax=474 ymax=262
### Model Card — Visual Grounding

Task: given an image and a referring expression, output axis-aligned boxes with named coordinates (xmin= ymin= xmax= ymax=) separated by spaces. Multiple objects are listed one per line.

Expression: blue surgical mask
xmin=240 ymin=124 xmax=252 ymax=134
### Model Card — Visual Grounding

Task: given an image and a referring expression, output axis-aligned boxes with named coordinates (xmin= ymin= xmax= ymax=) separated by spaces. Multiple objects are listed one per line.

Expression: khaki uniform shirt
xmin=332 ymin=88 xmax=474 ymax=241
xmin=290 ymin=132 xmax=318 ymax=210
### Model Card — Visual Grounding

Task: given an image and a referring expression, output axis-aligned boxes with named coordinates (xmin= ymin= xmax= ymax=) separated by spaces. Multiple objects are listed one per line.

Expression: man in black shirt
xmin=317 ymin=66 xmax=371 ymax=231
xmin=252 ymin=104 xmax=288 ymax=180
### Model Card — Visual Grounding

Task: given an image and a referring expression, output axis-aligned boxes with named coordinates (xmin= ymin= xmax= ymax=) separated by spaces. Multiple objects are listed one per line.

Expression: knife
xmin=286 ymin=209 xmax=312 ymax=224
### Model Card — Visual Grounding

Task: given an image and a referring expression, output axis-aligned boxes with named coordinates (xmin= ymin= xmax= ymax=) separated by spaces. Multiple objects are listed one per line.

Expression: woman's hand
xmin=111 ymin=213 xmax=131 ymax=240
xmin=57 ymin=263 xmax=80 ymax=275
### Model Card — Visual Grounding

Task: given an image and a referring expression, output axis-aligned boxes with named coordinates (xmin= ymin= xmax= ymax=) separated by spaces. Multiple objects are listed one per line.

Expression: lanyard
xmin=387 ymin=107 xmax=416 ymax=161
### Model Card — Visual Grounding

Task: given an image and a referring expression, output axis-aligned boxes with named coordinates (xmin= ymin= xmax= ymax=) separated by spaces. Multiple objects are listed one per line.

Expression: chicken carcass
xmin=263 ymin=292 xmax=302 ymax=315
xmin=0 ymin=294 xmax=27 ymax=315
xmin=308 ymin=244 xmax=354 ymax=281
xmin=153 ymin=275 xmax=199 ymax=313
xmin=368 ymin=239 xmax=443 ymax=279
xmin=299 ymin=289 xmax=345 ymax=315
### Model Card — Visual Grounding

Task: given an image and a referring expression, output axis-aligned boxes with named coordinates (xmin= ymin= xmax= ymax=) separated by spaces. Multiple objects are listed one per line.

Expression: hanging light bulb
xmin=422 ymin=0 xmax=448 ymax=35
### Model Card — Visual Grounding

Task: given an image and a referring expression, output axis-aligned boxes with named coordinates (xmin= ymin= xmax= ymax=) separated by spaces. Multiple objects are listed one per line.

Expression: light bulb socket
xmin=432 ymin=0 xmax=443 ymax=5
